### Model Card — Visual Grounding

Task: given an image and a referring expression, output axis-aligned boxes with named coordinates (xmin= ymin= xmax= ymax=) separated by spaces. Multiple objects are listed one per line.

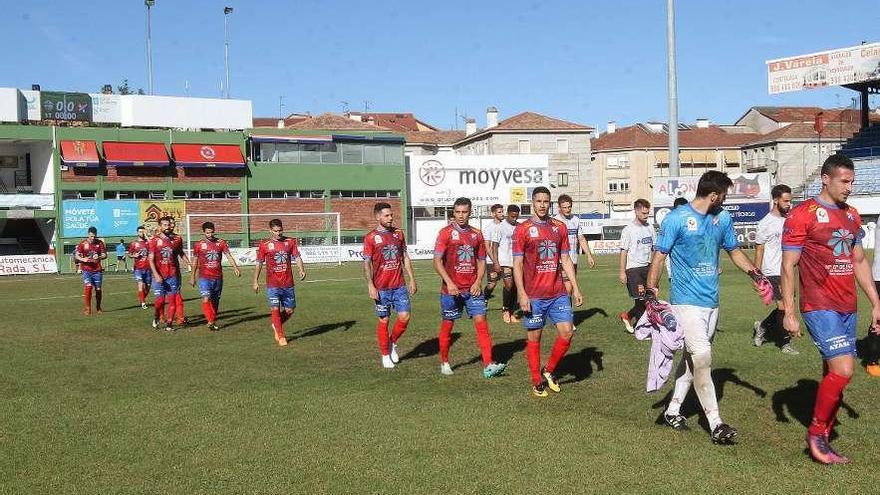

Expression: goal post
xmin=184 ymin=212 xmax=343 ymax=265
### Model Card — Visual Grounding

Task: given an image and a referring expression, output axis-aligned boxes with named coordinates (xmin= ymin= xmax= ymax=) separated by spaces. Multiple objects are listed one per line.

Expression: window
xmin=103 ymin=190 xmax=164 ymax=200
xmin=341 ymin=143 xmax=364 ymax=164
xmin=607 ymin=153 xmax=630 ymax=169
xmin=299 ymin=144 xmax=322 ymax=163
xmin=330 ymin=190 xmax=400 ymax=198
xmin=247 ymin=190 xmax=323 ymax=199
xmin=364 ymin=145 xmax=385 ymax=164
xmin=556 ymin=138 xmax=569 ymax=154
xmin=607 ymin=181 xmax=629 ymax=194
xmin=321 ymin=144 xmax=341 ymax=164
xmin=557 ymin=172 xmax=569 ymax=187
xmin=518 ymin=139 xmax=530 ymax=154
xmin=519 ymin=205 xmax=531 ymax=215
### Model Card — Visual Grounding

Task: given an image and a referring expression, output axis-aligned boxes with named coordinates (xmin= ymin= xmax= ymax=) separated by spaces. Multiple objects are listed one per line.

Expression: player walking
xmin=167 ymin=217 xmax=188 ymax=326
xmin=753 ymin=184 xmax=798 ymax=354
xmin=647 ymin=171 xmax=771 ymax=444
xmin=74 ymin=226 xmax=107 ymax=315
xmin=128 ymin=225 xmax=152 ymax=309
xmin=433 ymin=197 xmax=507 ymax=378
xmin=513 ymin=187 xmax=584 ymax=397
xmin=253 ymin=219 xmax=306 ymax=347
xmin=482 ymin=204 xmax=504 ymax=298
xmin=148 ymin=216 xmax=190 ymax=331
xmin=617 ymin=199 xmax=655 ymax=333
xmin=190 ymin=221 xmax=241 ymax=331
xmin=554 ymin=194 xmax=596 ymax=297
xmin=496 ymin=204 xmax=521 ymax=323
xmin=363 ymin=202 xmax=417 ymax=368
xmin=781 ymin=154 xmax=880 ymax=464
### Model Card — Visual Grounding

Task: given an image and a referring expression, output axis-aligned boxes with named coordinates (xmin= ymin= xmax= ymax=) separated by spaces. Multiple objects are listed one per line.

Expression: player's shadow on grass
xmin=289 ymin=320 xmax=356 ymax=341
xmin=573 ymin=308 xmax=609 ymax=327
xmin=771 ymin=379 xmax=859 ymax=441
xmin=400 ymin=333 xmax=462 ymax=361
xmin=184 ymin=308 xmax=254 ymax=325
xmin=555 ymin=346 xmax=604 ymax=384
xmin=452 ymin=338 xmax=527 ymax=370
xmin=651 ymin=367 xmax=766 ymax=433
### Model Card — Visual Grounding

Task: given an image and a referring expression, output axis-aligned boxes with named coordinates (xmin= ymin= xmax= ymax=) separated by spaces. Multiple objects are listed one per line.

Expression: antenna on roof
xmin=340 ymin=101 xmax=349 ymax=114
xmin=363 ymin=100 xmax=372 ymax=113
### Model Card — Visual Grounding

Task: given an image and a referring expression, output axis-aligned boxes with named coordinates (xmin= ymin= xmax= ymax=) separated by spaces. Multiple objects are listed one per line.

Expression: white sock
xmin=691 ymin=351 xmax=722 ymax=431
xmin=665 ymin=355 xmax=693 ymax=416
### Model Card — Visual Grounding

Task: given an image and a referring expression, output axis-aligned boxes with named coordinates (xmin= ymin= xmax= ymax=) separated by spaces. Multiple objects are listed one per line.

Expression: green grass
xmin=1 ymin=256 xmax=878 ymax=494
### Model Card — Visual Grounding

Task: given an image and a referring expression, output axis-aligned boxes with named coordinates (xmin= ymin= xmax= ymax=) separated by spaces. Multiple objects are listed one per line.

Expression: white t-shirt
xmin=619 ymin=221 xmax=655 ymax=269
xmin=554 ymin=213 xmax=583 ymax=264
xmin=755 ymin=213 xmax=784 ymax=277
xmin=497 ymin=219 xmax=519 ymax=267
xmin=872 ymin=224 xmax=880 ymax=281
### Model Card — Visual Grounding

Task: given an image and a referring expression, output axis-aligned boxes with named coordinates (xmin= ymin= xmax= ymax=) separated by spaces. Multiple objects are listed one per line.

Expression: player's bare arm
xmin=189 ymin=258 xmax=198 ymax=287
xmin=433 ymin=256 xmax=460 ymax=296
xmin=645 ymin=250 xmax=668 ymax=291
xmin=560 ymin=254 xmax=583 ymax=306
xmin=148 ymin=250 xmax=163 ymax=283
xmin=780 ymin=250 xmax=801 ymax=337
xmin=754 ymin=243 xmax=765 ymax=272
xmin=852 ymin=244 xmax=880 ymax=333
xmin=484 ymin=238 xmax=499 ymax=268
xmin=512 ymin=256 xmax=529 ymax=313
xmin=618 ymin=248 xmax=628 ymax=285
xmin=252 ymin=261 xmax=262 ymax=293
xmin=296 ymin=256 xmax=306 ymax=281
xmin=472 ymin=258 xmax=486 ymax=296
xmin=402 ymin=252 xmax=417 ymax=295
xmin=364 ymin=258 xmax=378 ymax=299
xmin=224 ymin=250 xmax=241 ymax=277
xmin=579 ymin=235 xmax=596 ymax=268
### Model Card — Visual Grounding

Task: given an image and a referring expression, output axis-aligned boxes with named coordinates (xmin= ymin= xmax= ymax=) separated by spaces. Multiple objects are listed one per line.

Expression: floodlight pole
xmin=145 ymin=0 xmax=155 ymax=95
xmin=224 ymin=7 xmax=233 ymax=99
xmin=666 ymin=0 xmax=680 ymax=177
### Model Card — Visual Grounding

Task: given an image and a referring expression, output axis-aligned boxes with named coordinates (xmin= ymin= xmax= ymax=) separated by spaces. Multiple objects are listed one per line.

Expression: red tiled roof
xmin=493 ymin=111 xmax=591 ymax=131
xmin=404 ymin=130 xmax=466 ymax=145
xmin=286 ymin=113 xmax=388 ymax=131
xmin=745 ymin=121 xmax=861 ymax=145
xmin=350 ymin=113 xmax=437 ymax=132
xmin=252 ymin=116 xmax=309 ymax=128
xmin=749 ymin=106 xmax=880 ymax=124
xmin=592 ymin=124 xmax=760 ymax=151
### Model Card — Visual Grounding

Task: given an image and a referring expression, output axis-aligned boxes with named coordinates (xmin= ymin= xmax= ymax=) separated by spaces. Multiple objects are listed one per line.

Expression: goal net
xmin=184 ymin=212 xmax=343 ymax=265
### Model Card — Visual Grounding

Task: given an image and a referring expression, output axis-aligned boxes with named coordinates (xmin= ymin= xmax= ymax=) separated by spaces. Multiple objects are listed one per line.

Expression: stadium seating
xmin=802 ymin=124 xmax=880 ymax=196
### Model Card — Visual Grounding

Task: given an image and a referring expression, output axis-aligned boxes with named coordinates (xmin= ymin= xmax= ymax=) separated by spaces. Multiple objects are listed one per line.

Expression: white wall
xmin=0 ymin=88 xmax=21 ymax=122
xmin=121 ymin=95 xmax=252 ymax=130
xmin=28 ymin=142 xmax=54 ymax=194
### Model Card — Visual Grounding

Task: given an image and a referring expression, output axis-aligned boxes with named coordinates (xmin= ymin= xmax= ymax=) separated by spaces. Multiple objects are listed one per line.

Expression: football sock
xmin=474 ymin=319 xmax=494 ymax=366
xmin=761 ymin=308 xmax=778 ymax=333
xmin=526 ymin=340 xmax=542 ymax=386
xmin=776 ymin=310 xmax=790 ymax=346
xmin=438 ymin=320 xmax=454 ymax=363
xmin=166 ymin=297 xmax=177 ymax=325
xmin=666 ymin=355 xmax=694 ymax=416
xmin=691 ymin=351 xmax=722 ymax=431
xmin=281 ymin=311 xmax=291 ymax=324
xmin=211 ymin=298 xmax=220 ymax=314
xmin=175 ymin=293 xmax=185 ymax=321
xmin=270 ymin=309 xmax=284 ymax=339
xmin=808 ymin=371 xmax=851 ymax=436
xmin=137 ymin=288 xmax=145 ymax=304
xmin=202 ymin=301 xmax=215 ymax=323
xmin=376 ymin=319 xmax=390 ymax=355
xmin=629 ymin=299 xmax=646 ymax=322
xmin=95 ymin=289 xmax=102 ymax=310
xmin=390 ymin=319 xmax=408 ymax=343
xmin=545 ymin=336 xmax=571 ymax=374
xmin=154 ymin=296 xmax=165 ymax=321
xmin=502 ymin=287 xmax=516 ymax=312
xmin=84 ymin=286 xmax=92 ymax=309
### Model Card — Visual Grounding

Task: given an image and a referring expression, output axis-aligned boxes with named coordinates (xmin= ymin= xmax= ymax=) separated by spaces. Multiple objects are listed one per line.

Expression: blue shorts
xmin=440 ymin=292 xmax=487 ymax=320
xmin=82 ymin=270 xmax=103 ymax=288
xmin=523 ymin=294 xmax=573 ymax=330
xmin=152 ymin=276 xmax=181 ymax=297
xmin=198 ymin=278 xmax=223 ymax=300
xmin=134 ymin=268 xmax=152 ymax=285
xmin=375 ymin=286 xmax=411 ymax=318
xmin=802 ymin=310 xmax=857 ymax=360
xmin=267 ymin=286 xmax=296 ymax=310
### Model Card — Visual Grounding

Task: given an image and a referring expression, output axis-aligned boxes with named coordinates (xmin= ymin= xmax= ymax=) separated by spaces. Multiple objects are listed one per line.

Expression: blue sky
xmin=4 ymin=0 xmax=878 ymax=129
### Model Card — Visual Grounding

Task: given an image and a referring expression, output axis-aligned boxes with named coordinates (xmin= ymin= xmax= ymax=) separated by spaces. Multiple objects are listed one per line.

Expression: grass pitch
xmin=1 ymin=256 xmax=878 ymax=494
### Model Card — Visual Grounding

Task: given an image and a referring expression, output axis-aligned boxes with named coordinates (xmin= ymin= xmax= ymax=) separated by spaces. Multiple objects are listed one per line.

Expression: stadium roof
xmin=743 ymin=121 xmax=862 ymax=146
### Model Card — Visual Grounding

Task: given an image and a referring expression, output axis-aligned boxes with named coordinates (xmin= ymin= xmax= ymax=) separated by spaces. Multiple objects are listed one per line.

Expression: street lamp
xmin=145 ymin=0 xmax=155 ymax=95
xmin=224 ymin=6 xmax=233 ymax=99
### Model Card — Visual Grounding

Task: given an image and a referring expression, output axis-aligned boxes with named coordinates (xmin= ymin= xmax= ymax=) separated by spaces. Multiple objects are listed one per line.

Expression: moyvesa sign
xmin=40 ymin=91 xmax=93 ymax=122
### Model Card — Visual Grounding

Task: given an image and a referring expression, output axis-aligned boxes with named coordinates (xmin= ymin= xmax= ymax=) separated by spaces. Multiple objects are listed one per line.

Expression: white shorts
xmin=671 ymin=305 xmax=719 ymax=356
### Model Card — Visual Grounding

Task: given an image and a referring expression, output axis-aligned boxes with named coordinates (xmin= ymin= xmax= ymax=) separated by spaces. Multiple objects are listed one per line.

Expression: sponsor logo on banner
xmin=199 ymin=146 xmax=216 ymax=160
xmin=767 ymin=42 xmax=880 ymax=95
xmin=140 ymin=200 xmax=186 ymax=234
xmin=0 ymin=255 xmax=58 ymax=275
xmin=587 ymin=240 xmax=622 ymax=255
xmin=62 ymin=200 xmax=140 ymax=237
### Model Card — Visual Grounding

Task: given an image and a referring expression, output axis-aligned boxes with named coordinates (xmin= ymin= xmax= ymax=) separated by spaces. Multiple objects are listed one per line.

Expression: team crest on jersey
xmin=201 ymin=242 xmax=208 ymax=250
xmin=451 ymin=230 xmax=460 ymax=240
xmin=529 ymin=226 xmax=538 ymax=238
xmin=816 ymin=208 xmax=829 ymax=223
xmin=157 ymin=239 xmax=164 ymax=247
xmin=471 ymin=233 xmax=477 ymax=241
xmin=846 ymin=212 xmax=855 ymax=222
xmin=686 ymin=217 xmax=698 ymax=231
xmin=267 ymin=242 xmax=275 ymax=250
xmin=552 ymin=225 xmax=559 ymax=234
xmin=374 ymin=234 xmax=383 ymax=244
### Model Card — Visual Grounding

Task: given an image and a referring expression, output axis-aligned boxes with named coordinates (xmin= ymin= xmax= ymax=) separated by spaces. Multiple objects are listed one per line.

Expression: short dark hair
xmin=453 ymin=197 xmax=472 ymax=208
xmin=507 ymin=204 xmax=521 ymax=214
xmin=490 ymin=203 xmax=503 ymax=212
xmin=557 ymin=194 xmax=573 ymax=205
xmin=202 ymin=221 xmax=215 ymax=231
xmin=633 ymin=198 xmax=651 ymax=209
xmin=119 ymin=239 xmax=124 ymax=243
xmin=532 ymin=186 xmax=551 ymax=199
xmin=137 ymin=225 xmax=145 ymax=231
xmin=695 ymin=171 xmax=733 ymax=198
xmin=159 ymin=215 xmax=173 ymax=224
xmin=269 ymin=218 xmax=283 ymax=229
xmin=672 ymin=197 xmax=688 ymax=208
xmin=88 ymin=226 xmax=97 ymax=234
xmin=373 ymin=202 xmax=392 ymax=215
xmin=771 ymin=184 xmax=792 ymax=199
xmin=821 ymin=153 xmax=854 ymax=177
